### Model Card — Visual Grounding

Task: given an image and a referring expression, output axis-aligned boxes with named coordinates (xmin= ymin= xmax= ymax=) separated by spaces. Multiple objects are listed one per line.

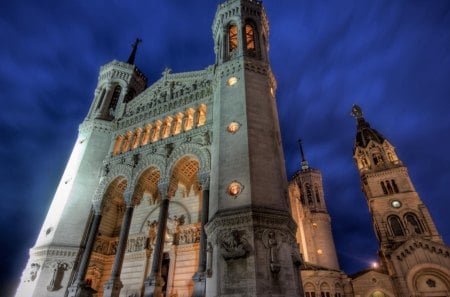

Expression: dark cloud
xmin=1 ymin=0 xmax=450 ymax=294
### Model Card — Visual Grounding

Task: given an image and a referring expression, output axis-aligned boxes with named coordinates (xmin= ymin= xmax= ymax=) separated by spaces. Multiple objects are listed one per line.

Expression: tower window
xmin=96 ymin=89 xmax=106 ymax=110
xmin=380 ymin=181 xmax=388 ymax=195
xmin=314 ymin=185 xmax=321 ymax=203
xmin=405 ymin=213 xmax=423 ymax=234
xmin=372 ymin=153 xmax=383 ymax=166
xmin=391 ymin=179 xmax=399 ymax=193
xmin=385 ymin=180 xmax=394 ymax=194
xmin=245 ymin=24 xmax=255 ymax=50
xmin=388 ymin=215 xmax=405 ymax=237
xmin=305 ymin=183 xmax=313 ymax=205
xmin=228 ymin=25 xmax=238 ymax=52
xmin=109 ymin=85 xmax=122 ymax=111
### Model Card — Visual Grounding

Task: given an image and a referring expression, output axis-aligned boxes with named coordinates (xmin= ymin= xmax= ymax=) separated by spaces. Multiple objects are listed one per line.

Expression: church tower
xmin=289 ymin=140 xmax=340 ymax=270
xmin=205 ymin=0 xmax=303 ymax=296
xmin=15 ymin=41 xmax=147 ymax=297
xmin=351 ymin=105 xmax=450 ymax=296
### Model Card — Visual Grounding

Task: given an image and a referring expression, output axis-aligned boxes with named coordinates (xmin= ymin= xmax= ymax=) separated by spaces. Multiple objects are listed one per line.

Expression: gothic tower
xmin=205 ymin=0 xmax=303 ymax=296
xmin=289 ymin=140 xmax=340 ymax=270
xmin=351 ymin=105 xmax=450 ymax=296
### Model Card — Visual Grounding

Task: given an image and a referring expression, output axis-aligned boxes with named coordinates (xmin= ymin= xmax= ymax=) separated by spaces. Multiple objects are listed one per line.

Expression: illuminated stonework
xmin=227 ymin=76 xmax=238 ymax=86
xmin=227 ymin=181 xmax=242 ymax=197
xmin=227 ymin=122 xmax=240 ymax=133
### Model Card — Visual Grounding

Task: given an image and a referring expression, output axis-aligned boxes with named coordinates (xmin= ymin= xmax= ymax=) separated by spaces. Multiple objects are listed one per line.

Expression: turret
xmin=87 ymin=39 xmax=147 ymax=121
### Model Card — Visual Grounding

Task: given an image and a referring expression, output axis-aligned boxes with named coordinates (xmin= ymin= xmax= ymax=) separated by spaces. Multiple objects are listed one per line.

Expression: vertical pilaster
xmin=192 ymin=174 xmax=210 ymax=297
xmin=67 ymin=211 xmax=102 ymax=297
xmin=103 ymin=191 xmax=134 ymax=297
xmin=144 ymin=182 xmax=170 ymax=297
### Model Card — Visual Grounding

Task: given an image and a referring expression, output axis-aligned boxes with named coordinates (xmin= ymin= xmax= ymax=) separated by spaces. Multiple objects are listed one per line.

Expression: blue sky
xmin=1 ymin=0 xmax=450 ymax=294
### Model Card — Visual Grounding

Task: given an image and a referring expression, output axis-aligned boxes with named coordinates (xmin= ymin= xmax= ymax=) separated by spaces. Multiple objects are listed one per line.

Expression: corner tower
xmin=289 ymin=140 xmax=340 ymax=270
xmin=206 ymin=0 xmax=303 ymax=296
xmin=351 ymin=105 xmax=450 ymax=296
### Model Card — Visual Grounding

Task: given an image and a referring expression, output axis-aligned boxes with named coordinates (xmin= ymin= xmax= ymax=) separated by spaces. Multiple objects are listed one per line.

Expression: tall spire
xmin=127 ymin=38 xmax=142 ymax=65
xmin=351 ymin=104 xmax=385 ymax=148
xmin=298 ymin=139 xmax=309 ymax=170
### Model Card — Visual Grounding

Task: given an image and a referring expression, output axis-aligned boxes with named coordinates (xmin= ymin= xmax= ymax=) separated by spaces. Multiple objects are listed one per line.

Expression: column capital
xmin=198 ymin=173 xmax=210 ymax=191
xmin=158 ymin=181 xmax=169 ymax=200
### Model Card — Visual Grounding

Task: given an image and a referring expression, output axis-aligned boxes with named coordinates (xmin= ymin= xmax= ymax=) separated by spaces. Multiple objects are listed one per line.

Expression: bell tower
xmin=351 ymin=105 xmax=450 ymax=296
xmin=206 ymin=0 xmax=303 ymax=296
xmin=351 ymin=104 xmax=442 ymax=253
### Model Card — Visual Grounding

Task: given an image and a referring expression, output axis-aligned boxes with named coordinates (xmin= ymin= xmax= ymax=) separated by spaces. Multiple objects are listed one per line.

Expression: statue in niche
xmin=147 ymin=220 xmax=158 ymax=246
xmin=47 ymin=262 xmax=68 ymax=291
xmin=27 ymin=263 xmax=40 ymax=282
xmin=262 ymin=230 xmax=282 ymax=274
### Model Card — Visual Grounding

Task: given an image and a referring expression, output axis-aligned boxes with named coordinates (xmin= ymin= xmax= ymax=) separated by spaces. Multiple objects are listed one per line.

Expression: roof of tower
xmin=127 ymin=38 xmax=142 ymax=65
xmin=351 ymin=104 xmax=386 ymax=148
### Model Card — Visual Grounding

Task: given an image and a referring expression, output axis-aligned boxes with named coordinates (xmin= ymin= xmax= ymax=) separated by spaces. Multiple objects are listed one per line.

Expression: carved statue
xmin=147 ymin=220 xmax=158 ymax=246
xmin=47 ymin=262 xmax=68 ymax=291
xmin=262 ymin=230 xmax=282 ymax=273
xmin=351 ymin=104 xmax=363 ymax=119
xmin=28 ymin=263 xmax=40 ymax=282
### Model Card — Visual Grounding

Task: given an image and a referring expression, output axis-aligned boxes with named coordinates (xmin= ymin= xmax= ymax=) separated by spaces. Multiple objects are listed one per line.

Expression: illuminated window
xmin=161 ymin=117 xmax=173 ymax=139
xmin=131 ymin=128 xmax=142 ymax=149
xmin=121 ymin=131 xmax=132 ymax=153
xmin=229 ymin=25 xmax=238 ymax=52
xmin=172 ymin=113 xmax=184 ymax=135
xmin=141 ymin=124 xmax=151 ymax=146
xmin=113 ymin=135 xmax=124 ymax=155
xmin=109 ymin=85 xmax=122 ymax=110
xmin=388 ymin=215 xmax=405 ymax=237
xmin=197 ymin=104 xmax=207 ymax=127
xmin=151 ymin=121 xmax=162 ymax=143
xmin=184 ymin=108 xmax=195 ymax=131
xmin=245 ymin=24 xmax=255 ymax=50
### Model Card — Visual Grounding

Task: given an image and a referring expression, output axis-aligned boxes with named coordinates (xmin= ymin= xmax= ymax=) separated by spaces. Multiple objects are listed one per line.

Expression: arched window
xmin=245 ymin=23 xmax=256 ymax=50
xmin=96 ymin=89 xmax=106 ymax=110
xmin=196 ymin=104 xmax=207 ymax=127
xmin=140 ymin=124 xmax=151 ymax=146
xmin=304 ymin=283 xmax=316 ymax=297
xmin=228 ymin=24 xmax=238 ymax=52
xmin=405 ymin=213 xmax=423 ymax=234
xmin=372 ymin=153 xmax=383 ymax=166
xmin=381 ymin=181 xmax=388 ymax=195
xmin=131 ymin=128 xmax=142 ymax=150
xmin=391 ymin=179 xmax=399 ymax=193
xmin=386 ymin=180 xmax=394 ymax=194
xmin=113 ymin=135 xmax=124 ymax=156
xmin=305 ymin=183 xmax=313 ymax=205
xmin=314 ymin=185 xmax=321 ymax=203
xmin=388 ymin=215 xmax=405 ymax=237
xmin=121 ymin=131 xmax=132 ymax=153
xmin=109 ymin=85 xmax=122 ymax=110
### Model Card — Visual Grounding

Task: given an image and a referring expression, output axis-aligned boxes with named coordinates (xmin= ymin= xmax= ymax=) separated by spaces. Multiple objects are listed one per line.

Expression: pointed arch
xmin=388 ymin=215 xmax=405 ymax=237
xmin=166 ymin=143 xmax=210 ymax=175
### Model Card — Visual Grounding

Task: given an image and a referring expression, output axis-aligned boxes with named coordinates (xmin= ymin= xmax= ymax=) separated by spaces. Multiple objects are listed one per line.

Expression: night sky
xmin=1 ymin=0 xmax=450 ymax=295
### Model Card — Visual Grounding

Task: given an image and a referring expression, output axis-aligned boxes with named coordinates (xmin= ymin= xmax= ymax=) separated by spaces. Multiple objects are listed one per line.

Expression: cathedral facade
xmin=15 ymin=0 xmax=450 ymax=297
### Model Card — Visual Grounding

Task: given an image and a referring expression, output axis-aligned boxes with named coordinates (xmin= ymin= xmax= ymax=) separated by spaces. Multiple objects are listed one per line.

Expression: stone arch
xmin=166 ymin=143 xmax=210 ymax=175
xmin=131 ymin=166 xmax=161 ymax=206
xmin=407 ymin=263 xmax=450 ymax=295
xmin=132 ymin=153 xmax=166 ymax=184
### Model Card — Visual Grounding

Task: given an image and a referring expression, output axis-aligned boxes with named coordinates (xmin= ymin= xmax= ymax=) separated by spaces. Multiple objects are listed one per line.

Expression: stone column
xmin=192 ymin=174 xmax=210 ymax=297
xmin=67 ymin=211 xmax=102 ymax=297
xmin=143 ymin=182 xmax=170 ymax=297
xmin=103 ymin=191 xmax=134 ymax=297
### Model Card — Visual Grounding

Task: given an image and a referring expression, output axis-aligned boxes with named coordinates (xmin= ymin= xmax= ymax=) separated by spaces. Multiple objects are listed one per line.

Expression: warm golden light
xmin=227 ymin=76 xmax=238 ymax=86
xmin=227 ymin=122 xmax=240 ymax=133
xmin=317 ymin=249 xmax=323 ymax=255
xmin=228 ymin=182 xmax=242 ymax=197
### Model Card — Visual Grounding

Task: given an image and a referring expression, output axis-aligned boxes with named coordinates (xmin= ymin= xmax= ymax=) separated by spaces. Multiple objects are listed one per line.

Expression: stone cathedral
xmin=16 ymin=0 xmax=450 ymax=296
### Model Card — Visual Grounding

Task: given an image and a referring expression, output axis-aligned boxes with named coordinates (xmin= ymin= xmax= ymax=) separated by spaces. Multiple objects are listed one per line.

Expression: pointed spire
xmin=298 ymin=139 xmax=309 ymax=170
xmin=351 ymin=104 xmax=385 ymax=148
xmin=127 ymin=38 xmax=142 ymax=65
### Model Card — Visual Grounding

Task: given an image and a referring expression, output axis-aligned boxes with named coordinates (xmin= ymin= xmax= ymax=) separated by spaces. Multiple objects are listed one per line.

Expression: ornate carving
xmin=262 ymin=230 xmax=282 ymax=274
xmin=126 ymin=236 xmax=147 ymax=253
xmin=47 ymin=262 xmax=68 ymax=291
xmin=178 ymin=224 xmax=201 ymax=245
xmin=24 ymin=263 xmax=40 ymax=282
xmin=219 ymin=230 xmax=251 ymax=260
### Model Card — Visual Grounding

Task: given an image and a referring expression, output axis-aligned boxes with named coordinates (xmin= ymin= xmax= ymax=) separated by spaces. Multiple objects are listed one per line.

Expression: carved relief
xmin=219 ymin=230 xmax=251 ymax=260
xmin=126 ymin=236 xmax=147 ymax=253
xmin=262 ymin=230 xmax=283 ymax=274
xmin=178 ymin=224 xmax=201 ymax=245
xmin=47 ymin=262 xmax=68 ymax=291
xmin=25 ymin=263 xmax=40 ymax=282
